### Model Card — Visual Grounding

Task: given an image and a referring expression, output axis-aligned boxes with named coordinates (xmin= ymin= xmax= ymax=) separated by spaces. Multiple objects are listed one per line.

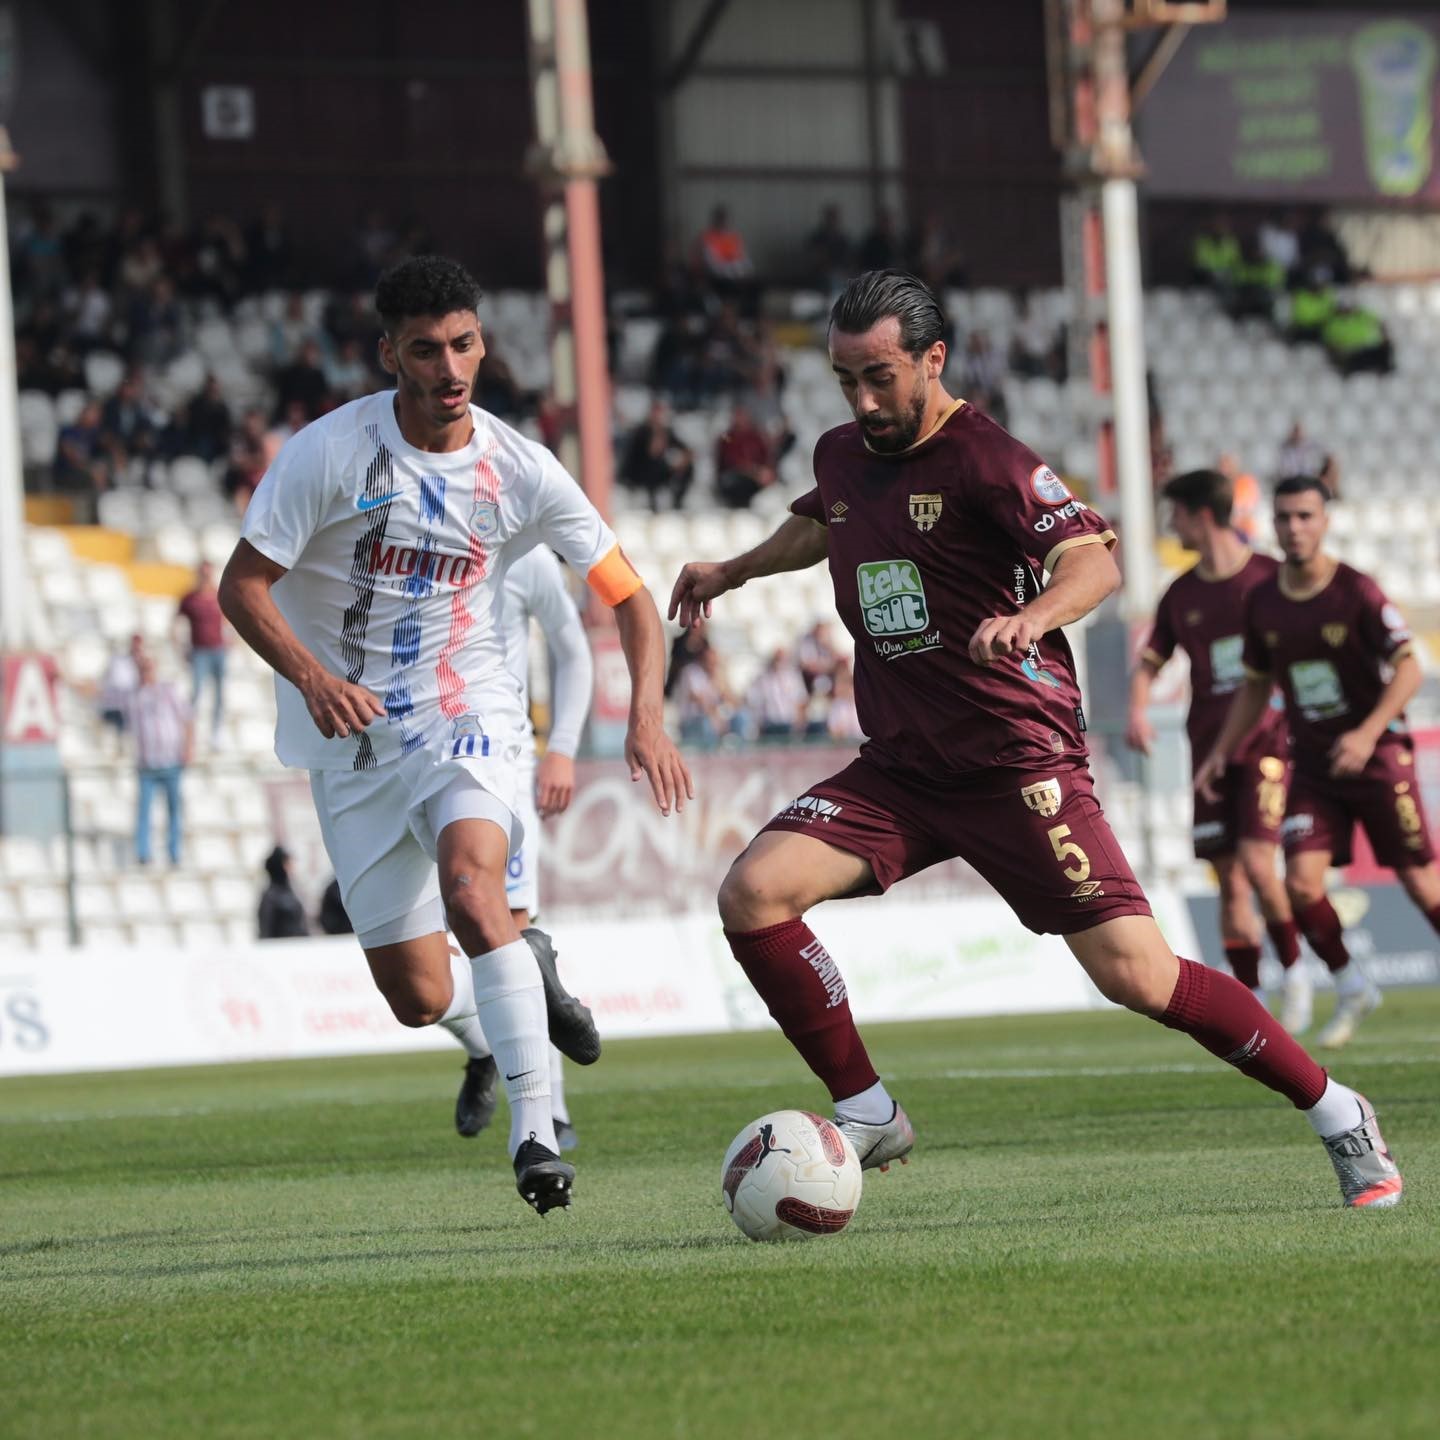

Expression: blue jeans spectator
xmin=191 ymin=647 xmax=227 ymax=737
xmin=136 ymin=766 xmax=183 ymax=864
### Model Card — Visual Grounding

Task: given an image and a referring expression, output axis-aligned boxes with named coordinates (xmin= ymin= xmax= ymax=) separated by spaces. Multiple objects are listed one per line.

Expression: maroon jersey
xmin=1243 ymin=560 xmax=1414 ymax=778
xmin=791 ymin=400 xmax=1115 ymax=780
xmin=1143 ymin=551 xmax=1287 ymax=769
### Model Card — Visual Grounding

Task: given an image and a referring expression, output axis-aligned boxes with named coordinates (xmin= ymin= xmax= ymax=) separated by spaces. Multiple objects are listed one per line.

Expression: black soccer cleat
xmin=514 ymin=1134 xmax=575 ymax=1215
xmin=523 ymin=927 xmax=601 ymax=1066
xmin=455 ymin=1055 xmax=499 ymax=1138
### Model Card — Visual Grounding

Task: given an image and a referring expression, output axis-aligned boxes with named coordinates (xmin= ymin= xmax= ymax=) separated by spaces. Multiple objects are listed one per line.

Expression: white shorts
xmin=505 ymin=750 xmax=541 ymax=916
xmin=309 ymin=727 xmax=524 ymax=948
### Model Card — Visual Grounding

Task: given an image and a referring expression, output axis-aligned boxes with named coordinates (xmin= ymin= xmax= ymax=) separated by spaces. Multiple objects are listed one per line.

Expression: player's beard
xmin=861 ymin=376 xmax=928 ymax=454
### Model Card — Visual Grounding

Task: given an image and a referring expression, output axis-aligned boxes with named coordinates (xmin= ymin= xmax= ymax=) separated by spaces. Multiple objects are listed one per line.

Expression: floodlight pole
xmin=525 ymin=0 xmax=614 ymax=523
xmin=0 ymin=126 xmax=30 ymax=652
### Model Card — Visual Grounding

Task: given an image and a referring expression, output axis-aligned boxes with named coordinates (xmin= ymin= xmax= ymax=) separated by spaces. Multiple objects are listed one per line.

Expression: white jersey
xmin=241 ymin=391 xmax=617 ymax=772
xmin=500 ymin=547 xmax=594 ymax=758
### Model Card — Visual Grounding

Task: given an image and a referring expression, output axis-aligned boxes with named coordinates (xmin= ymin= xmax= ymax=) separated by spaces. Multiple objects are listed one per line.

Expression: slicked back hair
xmin=1162 ymin=469 xmax=1234 ymax=526
xmin=1274 ymin=474 xmax=1332 ymax=505
xmin=828 ymin=269 xmax=946 ymax=357
xmin=375 ymin=255 xmax=482 ymax=334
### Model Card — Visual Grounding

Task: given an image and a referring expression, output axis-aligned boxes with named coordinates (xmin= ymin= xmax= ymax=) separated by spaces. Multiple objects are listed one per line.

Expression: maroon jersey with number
xmin=790 ymin=400 xmax=1115 ymax=780
xmin=1143 ymin=551 xmax=1287 ymax=770
xmin=1243 ymin=561 xmax=1414 ymax=778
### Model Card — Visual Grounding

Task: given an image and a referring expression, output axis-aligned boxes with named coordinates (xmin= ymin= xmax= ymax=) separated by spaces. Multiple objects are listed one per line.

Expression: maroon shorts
xmin=1282 ymin=752 xmax=1435 ymax=869
xmin=1191 ymin=753 xmax=1289 ymax=860
xmin=760 ymin=754 xmax=1151 ymax=936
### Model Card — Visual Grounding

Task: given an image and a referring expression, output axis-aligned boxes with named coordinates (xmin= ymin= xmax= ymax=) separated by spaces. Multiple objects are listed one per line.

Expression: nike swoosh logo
xmin=505 ymin=1070 xmax=535 ymax=1082
xmin=356 ymin=492 xmax=399 ymax=512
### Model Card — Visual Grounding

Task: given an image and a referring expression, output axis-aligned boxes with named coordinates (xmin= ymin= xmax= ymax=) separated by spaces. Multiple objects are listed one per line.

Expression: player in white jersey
xmin=454 ymin=544 xmax=594 ymax=1151
xmin=219 ymin=257 xmax=690 ymax=1215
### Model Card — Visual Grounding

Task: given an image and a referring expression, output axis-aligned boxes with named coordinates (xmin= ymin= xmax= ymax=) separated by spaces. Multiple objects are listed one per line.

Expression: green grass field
xmin=3 ymin=990 xmax=1437 ymax=1440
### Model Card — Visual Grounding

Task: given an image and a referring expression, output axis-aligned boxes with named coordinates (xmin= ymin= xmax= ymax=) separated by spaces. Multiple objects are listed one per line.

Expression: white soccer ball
xmin=720 ymin=1108 xmax=863 ymax=1242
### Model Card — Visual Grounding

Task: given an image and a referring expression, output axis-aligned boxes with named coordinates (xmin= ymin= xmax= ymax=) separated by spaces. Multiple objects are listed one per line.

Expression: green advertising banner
xmin=1142 ymin=10 xmax=1440 ymax=201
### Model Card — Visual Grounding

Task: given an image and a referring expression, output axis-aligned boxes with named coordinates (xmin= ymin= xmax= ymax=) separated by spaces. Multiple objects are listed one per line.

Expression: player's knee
xmin=718 ymin=857 xmax=796 ymax=932
xmin=442 ymin=875 xmax=511 ymax=953
xmin=1285 ymin=874 xmax=1324 ymax=911
xmin=389 ymin=994 xmax=447 ymax=1028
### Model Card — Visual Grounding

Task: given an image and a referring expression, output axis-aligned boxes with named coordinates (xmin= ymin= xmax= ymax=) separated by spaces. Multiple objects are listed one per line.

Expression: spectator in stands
xmin=961 ymin=331 xmax=1008 ymax=425
xmin=1222 ymin=237 xmax=1285 ymax=321
xmin=715 ymin=403 xmax=777 ymax=509
xmin=857 ymin=207 xmax=902 ymax=273
xmin=325 ymin=290 xmax=378 ymax=352
xmin=118 ymin=236 xmax=164 ymax=299
xmin=1191 ymin=216 xmax=1241 ymax=289
xmin=131 ymin=654 xmax=191 ymax=867
xmin=796 ymin=620 xmax=840 ymax=696
xmin=1217 ymin=452 xmax=1261 ymax=545
xmin=245 ymin=202 xmax=294 ymax=292
xmin=130 ymin=276 xmax=186 ymax=366
xmin=825 ymin=663 xmax=864 ymax=742
xmin=675 ymin=644 xmax=744 ymax=750
xmin=189 ymin=214 xmax=247 ymax=309
xmin=1259 ymin=210 xmax=1302 ymax=281
xmin=64 ymin=268 xmax=113 ymax=353
xmin=177 ymin=561 xmax=228 ymax=749
xmin=476 ymin=340 xmax=529 ymax=420
xmin=273 ymin=338 xmax=330 ymax=422
xmin=907 ymin=213 xmax=969 ymax=291
xmin=1010 ymin=294 xmax=1061 ymax=380
xmin=803 ymin=203 xmax=853 ymax=292
xmin=97 ymin=633 xmax=146 ymax=751
xmin=746 ymin=648 xmax=809 ymax=740
xmin=100 ymin=370 xmax=162 ymax=482
xmin=698 ymin=301 xmax=756 ymax=398
xmin=258 ymin=846 xmax=309 ymax=939
xmin=15 ymin=332 xmax=82 ymax=395
xmin=620 ymin=398 xmax=695 ymax=512
xmin=223 ymin=409 xmax=270 ymax=514
xmin=269 ymin=291 xmax=320 ymax=368
xmin=1322 ymin=301 xmax=1393 ymax=377
xmin=318 ymin=876 xmax=354 ymax=935
xmin=171 ymin=375 xmax=233 ymax=463
xmin=692 ymin=205 xmax=754 ymax=301
xmin=1275 ymin=421 xmax=1340 ymax=498
xmin=53 ymin=400 xmax=110 ymax=497
xmin=1298 ymin=209 xmax=1353 ymax=284
xmin=324 ymin=337 xmax=371 ymax=404
xmin=665 ymin=624 xmax=710 ymax=700
xmin=1285 ymin=269 xmax=1337 ymax=343
xmin=15 ymin=202 xmax=66 ymax=299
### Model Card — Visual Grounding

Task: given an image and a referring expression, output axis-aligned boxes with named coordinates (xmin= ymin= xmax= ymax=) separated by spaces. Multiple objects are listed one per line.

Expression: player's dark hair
xmin=829 ymin=269 xmax=946 ymax=357
xmin=1274 ymin=474 xmax=1332 ymax=505
xmin=374 ymin=255 xmax=482 ymax=333
xmin=1162 ymin=469 xmax=1233 ymax=526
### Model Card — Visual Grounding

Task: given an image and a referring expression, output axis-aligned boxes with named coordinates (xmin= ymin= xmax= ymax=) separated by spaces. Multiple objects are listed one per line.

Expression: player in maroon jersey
xmin=671 ymin=272 xmax=1401 ymax=1208
xmin=1199 ymin=475 xmax=1440 ymax=1051
xmin=1127 ymin=469 xmax=1309 ymax=1031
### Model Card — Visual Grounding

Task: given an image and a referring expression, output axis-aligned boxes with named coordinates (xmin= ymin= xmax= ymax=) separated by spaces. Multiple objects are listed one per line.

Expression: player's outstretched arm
xmin=218 ymin=540 xmax=384 ymax=740
xmin=612 ymin=586 xmax=694 ymax=817
xmin=668 ymin=515 xmax=828 ymax=628
xmin=969 ymin=541 xmax=1119 ymax=667
xmin=1195 ymin=674 xmax=1272 ymax=801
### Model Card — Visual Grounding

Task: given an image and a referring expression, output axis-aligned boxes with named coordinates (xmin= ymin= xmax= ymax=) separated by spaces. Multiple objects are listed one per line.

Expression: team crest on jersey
xmin=908 ymin=493 xmax=943 ymax=532
xmin=469 ymin=500 xmax=500 ymax=539
xmin=1021 ymin=778 xmax=1062 ymax=817
xmin=1030 ymin=465 xmax=1072 ymax=506
xmin=1322 ymin=623 xmax=1347 ymax=648
xmin=1185 ymin=610 xmax=1203 ymax=626
xmin=451 ymin=713 xmax=490 ymax=758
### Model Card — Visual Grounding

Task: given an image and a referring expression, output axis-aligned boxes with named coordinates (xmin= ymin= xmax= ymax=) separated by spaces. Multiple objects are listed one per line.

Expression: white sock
xmin=549 ymin=1046 xmax=569 ymax=1124
xmin=438 ymin=950 xmax=491 ymax=1060
xmin=1304 ymin=1077 xmax=1365 ymax=1138
xmin=834 ymin=1078 xmax=895 ymax=1126
xmin=469 ymin=938 xmax=557 ymax=1156
xmin=1333 ymin=961 xmax=1372 ymax=999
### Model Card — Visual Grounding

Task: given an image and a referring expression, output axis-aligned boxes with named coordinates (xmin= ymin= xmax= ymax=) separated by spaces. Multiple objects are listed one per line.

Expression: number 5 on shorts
xmin=1047 ymin=823 xmax=1091 ymax=883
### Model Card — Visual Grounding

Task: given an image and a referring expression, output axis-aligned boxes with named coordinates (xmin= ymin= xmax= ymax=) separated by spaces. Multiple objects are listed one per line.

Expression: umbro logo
xmin=830 ymin=501 xmax=849 ymax=524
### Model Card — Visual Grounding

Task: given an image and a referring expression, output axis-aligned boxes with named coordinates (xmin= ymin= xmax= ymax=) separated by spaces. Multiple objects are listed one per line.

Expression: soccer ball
xmin=720 ymin=1109 xmax=863 ymax=1242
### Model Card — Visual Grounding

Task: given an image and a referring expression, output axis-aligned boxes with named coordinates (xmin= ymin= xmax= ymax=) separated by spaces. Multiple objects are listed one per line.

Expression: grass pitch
xmin=3 ymin=991 xmax=1438 ymax=1440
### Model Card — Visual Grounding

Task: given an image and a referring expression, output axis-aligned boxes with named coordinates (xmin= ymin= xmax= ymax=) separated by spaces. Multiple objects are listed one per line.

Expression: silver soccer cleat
xmin=834 ymin=1102 xmax=915 ymax=1173
xmin=1322 ymin=1093 xmax=1403 ymax=1209
xmin=1280 ymin=965 xmax=1314 ymax=1037
xmin=1314 ymin=979 xmax=1382 ymax=1049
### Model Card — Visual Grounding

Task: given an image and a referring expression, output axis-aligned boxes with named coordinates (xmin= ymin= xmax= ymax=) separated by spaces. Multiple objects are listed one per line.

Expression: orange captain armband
xmin=587 ymin=543 xmax=645 ymax=607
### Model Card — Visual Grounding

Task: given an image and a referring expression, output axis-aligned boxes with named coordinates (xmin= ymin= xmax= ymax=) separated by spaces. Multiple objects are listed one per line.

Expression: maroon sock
xmin=1160 ymin=957 xmax=1326 ymax=1109
xmin=725 ymin=920 xmax=879 ymax=1101
xmin=1266 ymin=918 xmax=1301 ymax=970
xmin=1294 ymin=897 xmax=1351 ymax=972
xmin=1425 ymin=904 xmax=1440 ymax=937
xmin=1224 ymin=942 xmax=1262 ymax=991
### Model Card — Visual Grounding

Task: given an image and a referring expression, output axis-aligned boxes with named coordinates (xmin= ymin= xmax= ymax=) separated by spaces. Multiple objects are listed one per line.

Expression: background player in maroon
xmin=670 ymin=271 xmax=1401 ymax=1209
xmin=1127 ymin=469 xmax=1308 ymax=1031
xmin=1199 ymin=476 xmax=1440 ymax=1050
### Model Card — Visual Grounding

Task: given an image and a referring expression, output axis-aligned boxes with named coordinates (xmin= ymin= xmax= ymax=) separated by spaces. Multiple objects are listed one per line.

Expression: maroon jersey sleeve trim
xmin=1390 ymin=642 xmax=1415 ymax=664
xmin=1140 ymin=647 xmax=1167 ymax=671
xmin=1042 ymin=529 xmax=1116 ymax=578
